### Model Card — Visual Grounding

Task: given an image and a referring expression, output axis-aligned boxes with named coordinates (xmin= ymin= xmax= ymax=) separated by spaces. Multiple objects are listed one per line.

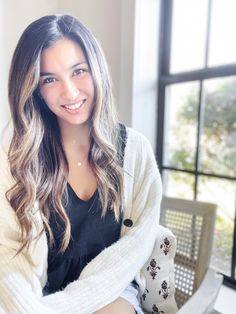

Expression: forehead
xmin=40 ymin=38 xmax=86 ymax=71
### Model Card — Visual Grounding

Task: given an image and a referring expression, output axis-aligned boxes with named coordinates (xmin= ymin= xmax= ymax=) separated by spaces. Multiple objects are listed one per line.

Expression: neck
xmin=59 ymin=122 xmax=91 ymax=159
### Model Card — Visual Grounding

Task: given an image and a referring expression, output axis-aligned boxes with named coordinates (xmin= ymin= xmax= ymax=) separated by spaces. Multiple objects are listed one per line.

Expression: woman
xmin=0 ymin=15 xmax=162 ymax=313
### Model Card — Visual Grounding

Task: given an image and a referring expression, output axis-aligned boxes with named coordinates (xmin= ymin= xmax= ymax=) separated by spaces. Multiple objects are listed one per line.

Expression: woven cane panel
xmin=160 ymin=208 xmax=203 ymax=308
xmin=175 ymin=264 xmax=195 ymax=308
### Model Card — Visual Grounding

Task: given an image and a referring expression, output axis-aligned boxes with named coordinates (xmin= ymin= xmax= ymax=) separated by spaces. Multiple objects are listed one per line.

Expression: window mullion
xmin=204 ymin=0 xmax=212 ymax=67
xmin=156 ymin=0 xmax=173 ymax=169
xmin=194 ymin=81 xmax=204 ymax=200
xmin=159 ymin=0 xmax=173 ymax=75
xmin=231 ymin=195 xmax=236 ymax=279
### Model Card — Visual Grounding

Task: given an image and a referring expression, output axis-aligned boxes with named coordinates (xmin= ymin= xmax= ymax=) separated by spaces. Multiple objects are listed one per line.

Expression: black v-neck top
xmin=44 ymin=185 xmax=122 ymax=294
xmin=44 ymin=124 xmax=127 ymax=295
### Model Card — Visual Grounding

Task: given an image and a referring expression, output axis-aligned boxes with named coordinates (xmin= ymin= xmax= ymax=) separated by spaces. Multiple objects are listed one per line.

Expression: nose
xmin=61 ymin=79 xmax=79 ymax=101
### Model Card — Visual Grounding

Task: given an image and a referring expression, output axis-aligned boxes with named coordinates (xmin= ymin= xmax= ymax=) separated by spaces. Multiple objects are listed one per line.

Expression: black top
xmin=44 ymin=185 xmax=122 ymax=294
xmin=44 ymin=124 xmax=127 ymax=294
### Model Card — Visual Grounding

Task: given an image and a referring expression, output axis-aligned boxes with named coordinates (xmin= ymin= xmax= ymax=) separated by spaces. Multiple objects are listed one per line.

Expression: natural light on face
xmin=39 ymin=38 xmax=95 ymax=129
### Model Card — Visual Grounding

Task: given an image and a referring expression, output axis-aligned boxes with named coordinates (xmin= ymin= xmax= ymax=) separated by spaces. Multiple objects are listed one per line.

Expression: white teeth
xmin=65 ymin=100 xmax=84 ymax=110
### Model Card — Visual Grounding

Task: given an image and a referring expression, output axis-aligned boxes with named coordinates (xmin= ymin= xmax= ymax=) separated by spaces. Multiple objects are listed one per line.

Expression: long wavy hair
xmin=7 ymin=14 xmax=124 ymax=253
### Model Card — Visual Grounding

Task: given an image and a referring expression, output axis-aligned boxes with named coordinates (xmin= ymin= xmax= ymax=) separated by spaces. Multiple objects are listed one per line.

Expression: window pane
xmin=198 ymin=176 xmax=235 ymax=276
xmin=164 ymin=82 xmax=199 ymax=170
xmin=208 ymin=0 xmax=236 ymax=66
xmin=163 ymin=170 xmax=195 ymax=200
xmin=200 ymin=77 xmax=236 ymax=177
xmin=170 ymin=0 xmax=208 ymax=73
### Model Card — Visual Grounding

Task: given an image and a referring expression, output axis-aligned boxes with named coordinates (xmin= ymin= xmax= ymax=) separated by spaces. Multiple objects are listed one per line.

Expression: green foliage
xmin=167 ymin=79 xmax=236 ymax=273
xmin=211 ymin=215 xmax=233 ymax=273
xmin=169 ymin=79 xmax=236 ymax=176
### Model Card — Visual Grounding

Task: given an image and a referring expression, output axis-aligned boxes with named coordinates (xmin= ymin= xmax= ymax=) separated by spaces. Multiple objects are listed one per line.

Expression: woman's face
xmin=39 ymin=38 xmax=95 ymax=130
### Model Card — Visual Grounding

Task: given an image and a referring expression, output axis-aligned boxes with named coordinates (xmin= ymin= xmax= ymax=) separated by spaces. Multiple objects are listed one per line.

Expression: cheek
xmin=90 ymin=84 xmax=95 ymax=101
xmin=84 ymin=76 xmax=95 ymax=99
xmin=40 ymin=88 xmax=58 ymax=106
xmin=90 ymin=81 xmax=95 ymax=102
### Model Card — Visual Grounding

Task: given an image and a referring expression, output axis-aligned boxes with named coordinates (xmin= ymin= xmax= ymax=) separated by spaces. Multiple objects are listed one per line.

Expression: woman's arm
xmin=0 ymin=130 xmax=162 ymax=313
xmin=94 ymin=297 xmax=136 ymax=314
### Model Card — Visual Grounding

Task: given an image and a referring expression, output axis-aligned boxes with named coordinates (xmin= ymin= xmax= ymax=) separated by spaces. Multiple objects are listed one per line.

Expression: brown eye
xmin=41 ymin=77 xmax=56 ymax=85
xmin=73 ymin=68 xmax=88 ymax=77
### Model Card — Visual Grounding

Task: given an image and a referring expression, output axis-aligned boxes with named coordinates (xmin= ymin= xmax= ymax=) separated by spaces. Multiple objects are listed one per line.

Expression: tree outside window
xmin=158 ymin=0 xmax=236 ymax=286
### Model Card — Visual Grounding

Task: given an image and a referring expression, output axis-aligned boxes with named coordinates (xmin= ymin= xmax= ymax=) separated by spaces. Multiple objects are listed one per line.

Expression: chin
xmin=58 ymin=116 xmax=91 ymax=128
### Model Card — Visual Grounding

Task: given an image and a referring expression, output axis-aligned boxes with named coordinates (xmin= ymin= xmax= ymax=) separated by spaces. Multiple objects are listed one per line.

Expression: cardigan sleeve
xmin=0 ymin=130 xmax=162 ymax=314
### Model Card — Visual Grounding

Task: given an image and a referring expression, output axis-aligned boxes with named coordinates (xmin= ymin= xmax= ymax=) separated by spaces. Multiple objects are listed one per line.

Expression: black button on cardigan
xmin=123 ymin=218 xmax=133 ymax=227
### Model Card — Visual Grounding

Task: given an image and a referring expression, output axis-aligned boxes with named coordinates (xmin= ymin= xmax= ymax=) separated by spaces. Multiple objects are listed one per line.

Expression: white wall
xmin=0 ymin=0 xmax=7 ymax=142
xmin=0 ymin=0 xmax=58 ymax=144
xmin=58 ymin=0 xmax=160 ymax=149
xmin=0 ymin=0 xmax=160 ymax=149
xmin=132 ymin=0 xmax=160 ymax=149
xmin=119 ymin=0 xmax=136 ymax=128
xmin=58 ymin=0 xmax=124 ymax=121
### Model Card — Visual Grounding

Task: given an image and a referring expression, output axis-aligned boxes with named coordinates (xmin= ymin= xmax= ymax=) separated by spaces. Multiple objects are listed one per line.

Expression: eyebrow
xmin=40 ymin=62 xmax=88 ymax=77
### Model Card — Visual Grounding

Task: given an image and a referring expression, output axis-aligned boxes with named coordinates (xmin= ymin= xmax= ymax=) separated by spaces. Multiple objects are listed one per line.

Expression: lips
xmin=62 ymin=99 xmax=86 ymax=111
xmin=63 ymin=99 xmax=85 ymax=109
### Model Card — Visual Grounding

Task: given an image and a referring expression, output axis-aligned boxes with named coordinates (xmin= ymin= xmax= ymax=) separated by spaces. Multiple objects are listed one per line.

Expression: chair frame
xmin=160 ymin=196 xmax=223 ymax=313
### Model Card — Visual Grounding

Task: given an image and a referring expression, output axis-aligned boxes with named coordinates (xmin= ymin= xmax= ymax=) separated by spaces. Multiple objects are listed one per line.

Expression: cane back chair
xmin=160 ymin=196 xmax=223 ymax=314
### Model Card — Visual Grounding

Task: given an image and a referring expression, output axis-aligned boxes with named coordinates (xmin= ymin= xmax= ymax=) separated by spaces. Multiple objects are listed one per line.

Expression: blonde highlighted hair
xmin=7 ymin=14 xmax=124 ymax=253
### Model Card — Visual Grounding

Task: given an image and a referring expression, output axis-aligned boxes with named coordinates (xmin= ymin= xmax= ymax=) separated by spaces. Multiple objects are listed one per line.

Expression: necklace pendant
xmin=77 ymin=161 xmax=82 ymax=166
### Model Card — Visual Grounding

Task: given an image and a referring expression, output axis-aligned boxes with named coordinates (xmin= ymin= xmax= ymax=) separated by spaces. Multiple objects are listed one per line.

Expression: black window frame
xmin=156 ymin=0 xmax=236 ymax=289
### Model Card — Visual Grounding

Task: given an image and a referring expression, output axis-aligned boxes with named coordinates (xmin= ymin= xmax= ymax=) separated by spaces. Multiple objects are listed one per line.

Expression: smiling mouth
xmin=62 ymin=99 xmax=86 ymax=110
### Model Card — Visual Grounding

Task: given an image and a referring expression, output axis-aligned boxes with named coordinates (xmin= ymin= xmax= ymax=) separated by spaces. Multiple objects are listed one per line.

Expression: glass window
xmin=163 ymin=170 xmax=195 ymax=200
xmin=198 ymin=176 xmax=235 ymax=275
xmin=170 ymin=0 xmax=208 ymax=73
xmin=200 ymin=76 xmax=236 ymax=177
xmin=208 ymin=0 xmax=236 ymax=66
xmin=164 ymin=82 xmax=199 ymax=170
xmin=158 ymin=0 xmax=236 ymax=286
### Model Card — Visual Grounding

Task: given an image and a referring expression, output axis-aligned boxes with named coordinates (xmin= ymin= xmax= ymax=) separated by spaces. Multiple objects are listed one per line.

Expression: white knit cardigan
xmin=0 ymin=128 xmax=162 ymax=314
